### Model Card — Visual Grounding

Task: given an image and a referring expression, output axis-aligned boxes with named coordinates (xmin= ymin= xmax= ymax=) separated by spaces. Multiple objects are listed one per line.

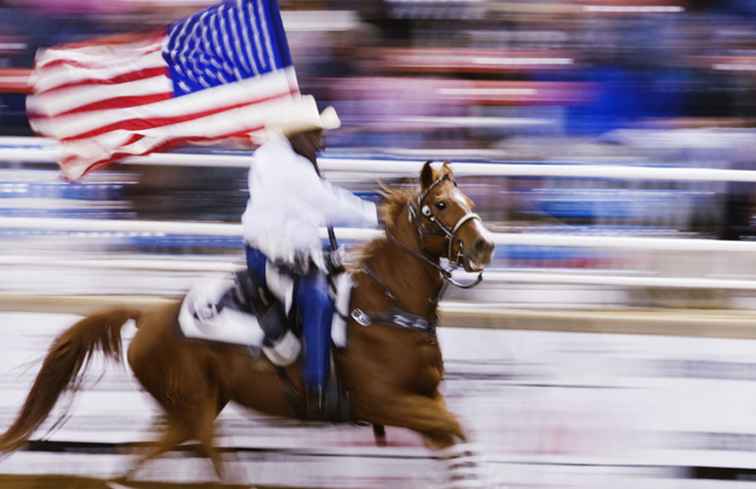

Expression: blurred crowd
xmin=0 ymin=0 xmax=755 ymax=142
xmin=2 ymin=0 xmax=756 ymax=246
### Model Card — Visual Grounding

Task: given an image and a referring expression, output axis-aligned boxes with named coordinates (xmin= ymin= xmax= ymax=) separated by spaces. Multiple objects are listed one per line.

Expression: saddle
xmin=178 ymin=268 xmax=353 ymax=422
xmin=178 ymin=271 xmax=293 ymax=355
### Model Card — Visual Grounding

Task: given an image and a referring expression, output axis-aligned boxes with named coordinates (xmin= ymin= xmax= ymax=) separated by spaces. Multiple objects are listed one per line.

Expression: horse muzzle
xmin=462 ymin=235 xmax=495 ymax=273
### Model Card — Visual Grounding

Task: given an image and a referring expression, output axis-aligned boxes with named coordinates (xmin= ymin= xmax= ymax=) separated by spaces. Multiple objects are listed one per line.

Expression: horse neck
xmin=368 ymin=206 xmax=445 ymax=318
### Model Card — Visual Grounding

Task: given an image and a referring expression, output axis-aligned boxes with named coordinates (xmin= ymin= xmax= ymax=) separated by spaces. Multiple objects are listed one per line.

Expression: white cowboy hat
xmin=260 ymin=95 xmax=340 ymax=139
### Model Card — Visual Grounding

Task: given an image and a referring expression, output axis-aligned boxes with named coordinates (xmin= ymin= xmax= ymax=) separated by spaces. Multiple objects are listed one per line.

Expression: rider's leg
xmin=295 ymin=270 xmax=334 ymax=414
xmin=245 ymin=245 xmax=295 ymax=314
xmin=245 ymin=245 xmax=268 ymax=287
xmin=244 ymin=245 xmax=300 ymax=365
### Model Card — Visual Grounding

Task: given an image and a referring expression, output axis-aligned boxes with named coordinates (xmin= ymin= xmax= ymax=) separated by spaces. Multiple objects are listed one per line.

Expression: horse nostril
xmin=473 ymin=238 xmax=494 ymax=257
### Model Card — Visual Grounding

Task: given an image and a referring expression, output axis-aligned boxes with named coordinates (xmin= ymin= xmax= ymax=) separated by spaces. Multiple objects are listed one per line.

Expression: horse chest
xmin=415 ymin=341 xmax=444 ymax=390
xmin=343 ymin=324 xmax=443 ymax=392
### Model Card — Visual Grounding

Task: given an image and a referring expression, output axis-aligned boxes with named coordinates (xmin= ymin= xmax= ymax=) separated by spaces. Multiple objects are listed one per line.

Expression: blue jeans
xmin=246 ymin=246 xmax=333 ymax=391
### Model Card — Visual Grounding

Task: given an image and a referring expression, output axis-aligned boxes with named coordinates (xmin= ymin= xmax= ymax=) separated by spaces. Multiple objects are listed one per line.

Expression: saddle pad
xmin=179 ymin=278 xmax=265 ymax=347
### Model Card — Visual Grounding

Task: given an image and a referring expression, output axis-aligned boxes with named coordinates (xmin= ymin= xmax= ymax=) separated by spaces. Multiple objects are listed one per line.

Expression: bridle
xmin=409 ymin=174 xmax=481 ymax=267
xmin=350 ymin=171 xmax=484 ymax=334
xmin=404 ymin=173 xmax=484 ymax=289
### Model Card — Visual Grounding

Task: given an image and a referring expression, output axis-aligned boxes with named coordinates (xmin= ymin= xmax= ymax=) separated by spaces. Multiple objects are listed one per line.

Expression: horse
xmin=0 ymin=161 xmax=496 ymax=487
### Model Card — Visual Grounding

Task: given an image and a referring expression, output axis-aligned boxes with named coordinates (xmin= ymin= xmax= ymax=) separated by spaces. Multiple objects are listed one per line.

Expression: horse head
xmin=409 ymin=161 xmax=495 ymax=273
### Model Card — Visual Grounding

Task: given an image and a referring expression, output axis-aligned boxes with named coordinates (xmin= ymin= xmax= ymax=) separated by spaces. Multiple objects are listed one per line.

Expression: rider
xmin=242 ymin=96 xmax=379 ymax=418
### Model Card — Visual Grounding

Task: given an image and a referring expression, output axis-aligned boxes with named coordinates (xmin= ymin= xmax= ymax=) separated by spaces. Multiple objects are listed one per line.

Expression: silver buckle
xmin=351 ymin=308 xmax=371 ymax=326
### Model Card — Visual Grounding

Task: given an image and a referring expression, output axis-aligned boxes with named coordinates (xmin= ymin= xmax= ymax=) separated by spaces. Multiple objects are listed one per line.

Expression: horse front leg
xmin=429 ymin=435 xmax=488 ymax=489
xmin=366 ymin=393 xmax=488 ymax=489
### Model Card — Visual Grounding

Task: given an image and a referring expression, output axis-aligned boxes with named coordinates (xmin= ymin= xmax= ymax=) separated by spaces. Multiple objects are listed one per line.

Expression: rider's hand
xmin=326 ymin=247 xmax=347 ymax=273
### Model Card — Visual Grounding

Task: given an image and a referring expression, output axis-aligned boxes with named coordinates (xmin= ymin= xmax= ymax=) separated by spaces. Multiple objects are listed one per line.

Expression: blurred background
xmin=4 ymin=0 xmax=756 ymax=488
xmin=2 ymin=0 xmax=756 ymax=306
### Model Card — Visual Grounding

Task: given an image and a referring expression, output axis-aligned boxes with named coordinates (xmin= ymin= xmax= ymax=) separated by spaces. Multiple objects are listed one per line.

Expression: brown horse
xmin=0 ymin=161 xmax=495 ymax=486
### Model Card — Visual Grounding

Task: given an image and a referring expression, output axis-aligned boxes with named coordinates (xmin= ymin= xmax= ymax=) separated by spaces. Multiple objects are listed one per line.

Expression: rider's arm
xmin=257 ymin=141 xmax=379 ymax=227
xmin=308 ymin=179 xmax=379 ymax=228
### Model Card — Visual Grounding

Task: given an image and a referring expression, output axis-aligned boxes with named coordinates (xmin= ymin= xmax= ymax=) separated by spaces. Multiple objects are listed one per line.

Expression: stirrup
xmin=262 ymin=330 xmax=300 ymax=367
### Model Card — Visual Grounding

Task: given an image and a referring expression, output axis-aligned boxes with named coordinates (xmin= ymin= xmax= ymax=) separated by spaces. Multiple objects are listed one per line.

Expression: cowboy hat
xmin=261 ymin=94 xmax=340 ymax=137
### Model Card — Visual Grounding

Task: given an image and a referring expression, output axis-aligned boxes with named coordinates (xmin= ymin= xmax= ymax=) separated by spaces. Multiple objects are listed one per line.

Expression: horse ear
xmin=441 ymin=161 xmax=454 ymax=180
xmin=421 ymin=161 xmax=435 ymax=189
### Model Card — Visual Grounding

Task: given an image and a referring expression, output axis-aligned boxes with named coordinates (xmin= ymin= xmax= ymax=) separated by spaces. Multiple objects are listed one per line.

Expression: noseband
xmin=408 ymin=174 xmax=482 ymax=268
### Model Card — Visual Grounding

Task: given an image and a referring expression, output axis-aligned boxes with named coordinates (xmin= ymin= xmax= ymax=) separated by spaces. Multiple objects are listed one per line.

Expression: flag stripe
xmin=59 ymin=87 xmax=296 ymax=141
xmin=61 ymin=92 xmax=309 ymax=166
xmin=28 ymin=73 xmax=172 ymax=117
xmin=58 ymin=87 xmax=311 ymax=180
xmin=45 ymin=92 xmax=175 ymax=119
xmin=118 ymin=91 xmax=302 ymax=140
xmin=27 ymin=0 xmax=300 ymax=180
xmin=35 ymin=37 xmax=164 ymax=71
xmin=33 ymin=67 xmax=169 ymax=101
xmin=32 ymin=51 xmax=165 ymax=93
xmin=31 ymin=66 xmax=296 ymax=139
xmin=40 ymin=31 xmax=165 ymax=52
xmin=65 ymin=127 xmax=260 ymax=179
xmin=36 ymin=45 xmax=163 ymax=72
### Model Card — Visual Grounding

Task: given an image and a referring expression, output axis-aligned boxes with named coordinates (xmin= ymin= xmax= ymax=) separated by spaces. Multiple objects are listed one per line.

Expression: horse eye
xmin=435 ymin=201 xmax=447 ymax=210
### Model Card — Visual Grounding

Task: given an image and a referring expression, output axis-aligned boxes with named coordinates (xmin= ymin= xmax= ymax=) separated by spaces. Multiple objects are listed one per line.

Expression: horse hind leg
xmin=127 ymin=361 xmax=227 ymax=478
xmin=193 ymin=396 xmax=226 ymax=480
xmin=372 ymin=424 xmax=387 ymax=446
xmin=126 ymin=312 xmax=228 ymax=480
xmin=122 ymin=395 xmax=226 ymax=481
xmin=122 ymin=422 xmax=189 ymax=480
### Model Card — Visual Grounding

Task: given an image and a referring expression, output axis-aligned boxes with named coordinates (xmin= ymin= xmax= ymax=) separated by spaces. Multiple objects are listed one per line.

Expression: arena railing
xmin=2 ymin=216 xmax=756 ymax=290
xmin=3 ymin=137 xmax=756 ymax=292
xmin=3 ymin=136 xmax=756 ymax=182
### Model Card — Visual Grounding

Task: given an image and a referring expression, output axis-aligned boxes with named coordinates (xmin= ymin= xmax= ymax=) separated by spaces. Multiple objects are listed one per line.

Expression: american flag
xmin=27 ymin=0 xmax=301 ymax=180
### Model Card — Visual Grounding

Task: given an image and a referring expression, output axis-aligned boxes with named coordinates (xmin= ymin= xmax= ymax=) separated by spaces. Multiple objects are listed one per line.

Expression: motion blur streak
xmin=2 ymin=0 xmax=756 ymax=488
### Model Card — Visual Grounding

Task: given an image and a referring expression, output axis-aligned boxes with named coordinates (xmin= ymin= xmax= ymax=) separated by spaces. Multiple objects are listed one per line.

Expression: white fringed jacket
xmin=242 ymin=132 xmax=378 ymax=272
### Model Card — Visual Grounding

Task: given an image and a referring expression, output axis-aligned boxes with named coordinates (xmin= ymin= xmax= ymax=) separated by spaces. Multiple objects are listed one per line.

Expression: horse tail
xmin=0 ymin=307 xmax=141 ymax=452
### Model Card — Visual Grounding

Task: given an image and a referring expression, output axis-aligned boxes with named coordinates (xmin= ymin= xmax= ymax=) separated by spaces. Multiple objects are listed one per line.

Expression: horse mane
xmin=378 ymin=182 xmax=416 ymax=231
xmin=348 ymin=182 xmax=417 ymax=270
